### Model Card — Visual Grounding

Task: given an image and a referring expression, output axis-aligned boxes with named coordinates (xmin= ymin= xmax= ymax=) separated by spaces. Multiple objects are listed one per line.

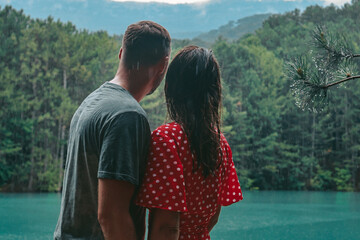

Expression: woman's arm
xmin=148 ymin=208 xmax=180 ymax=240
xmin=208 ymin=206 xmax=221 ymax=232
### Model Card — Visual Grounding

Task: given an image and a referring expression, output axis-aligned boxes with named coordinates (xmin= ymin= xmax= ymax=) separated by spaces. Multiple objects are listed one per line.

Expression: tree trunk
xmin=27 ymin=78 xmax=37 ymax=192
xmin=344 ymin=92 xmax=355 ymax=189
xmin=27 ymin=111 xmax=36 ymax=192
xmin=351 ymin=149 xmax=356 ymax=190
xmin=310 ymin=112 xmax=316 ymax=185
xmin=56 ymin=119 xmax=62 ymax=165
xmin=63 ymin=69 xmax=67 ymax=89
xmin=57 ymin=69 xmax=68 ymax=191
xmin=58 ymin=125 xmax=66 ymax=191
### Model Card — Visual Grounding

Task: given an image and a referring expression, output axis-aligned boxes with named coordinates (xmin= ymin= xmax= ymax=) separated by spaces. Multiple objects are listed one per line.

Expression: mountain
xmin=195 ymin=13 xmax=272 ymax=42
xmin=0 ymin=0 xmax=333 ymax=39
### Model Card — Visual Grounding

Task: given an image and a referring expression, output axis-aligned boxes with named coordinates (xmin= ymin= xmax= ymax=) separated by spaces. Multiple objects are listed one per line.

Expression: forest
xmin=0 ymin=0 xmax=359 ymax=192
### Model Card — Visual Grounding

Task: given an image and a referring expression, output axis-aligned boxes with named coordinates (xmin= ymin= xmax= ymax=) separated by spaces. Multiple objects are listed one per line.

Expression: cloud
xmin=53 ymin=3 xmax=63 ymax=10
xmin=322 ymin=0 xmax=351 ymax=6
xmin=246 ymin=0 xmax=351 ymax=6
xmin=110 ymin=0 xmax=210 ymax=4
xmin=284 ymin=0 xmax=352 ymax=6
xmin=0 ymin=0 xmax=12 ymax=4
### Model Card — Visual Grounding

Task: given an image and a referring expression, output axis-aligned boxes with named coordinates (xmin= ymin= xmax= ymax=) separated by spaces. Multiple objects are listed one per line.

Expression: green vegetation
xmin=0 ymin=6 xmax=120 ymax=191
xmin=287 ymin=25 xmax=360 ymax=112
xmin=1 ymin=0 xmax=360 ymax=192
xmin=196 ymin=14 xmax=272 ymax=44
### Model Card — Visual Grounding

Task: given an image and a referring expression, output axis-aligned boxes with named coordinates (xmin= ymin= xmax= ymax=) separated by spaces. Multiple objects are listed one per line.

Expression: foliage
xmin=196 ymin=14 xmax=271 ymax=44
xmin=287 ymin=25 xmax=360 ymax=112
xmin=0 ymin=6 xmax=119 ymax=191
xmin=1 ymin=1 xmax=360 ymax=192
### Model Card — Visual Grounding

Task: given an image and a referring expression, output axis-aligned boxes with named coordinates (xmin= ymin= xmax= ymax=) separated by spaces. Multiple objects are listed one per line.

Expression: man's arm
xmin=148 ymin=208 xmax=180 ymax=240
xmin=97 ymin=112 xmax=150 ymax=240
xmin=98 ymin=179 xmax=137 ymax=240
xmin=208 ymin=206 xmax=221 ymax=232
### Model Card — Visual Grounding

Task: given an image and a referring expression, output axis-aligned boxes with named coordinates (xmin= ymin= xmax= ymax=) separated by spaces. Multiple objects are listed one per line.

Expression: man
xmin=54 ymin=21 xmax=171 ymax=240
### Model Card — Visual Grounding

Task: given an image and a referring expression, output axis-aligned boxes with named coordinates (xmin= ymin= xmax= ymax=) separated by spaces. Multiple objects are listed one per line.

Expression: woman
xmin=136 ymin=46 xmax=242 ymax=240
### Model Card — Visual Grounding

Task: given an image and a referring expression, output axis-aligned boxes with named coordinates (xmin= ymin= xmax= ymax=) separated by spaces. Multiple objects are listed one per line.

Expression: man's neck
xmin=110 ymin=72 xmax=148 ymax=102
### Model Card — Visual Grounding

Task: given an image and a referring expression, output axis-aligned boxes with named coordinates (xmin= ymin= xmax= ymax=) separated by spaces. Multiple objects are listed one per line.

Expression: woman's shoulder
xmin=152 ymin=122 xmax=183 ymax=138
xmin=219 ymin=131 xmax=231 ymax=147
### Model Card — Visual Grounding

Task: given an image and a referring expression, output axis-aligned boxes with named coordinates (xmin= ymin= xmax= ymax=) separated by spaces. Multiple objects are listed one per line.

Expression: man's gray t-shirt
xmin=54 ymin=82 xmax=150 ymax=239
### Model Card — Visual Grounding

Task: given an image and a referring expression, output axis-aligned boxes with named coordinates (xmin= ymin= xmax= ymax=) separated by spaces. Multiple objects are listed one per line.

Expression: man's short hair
xmin=122 ymin=21 xmax=171 ymax=69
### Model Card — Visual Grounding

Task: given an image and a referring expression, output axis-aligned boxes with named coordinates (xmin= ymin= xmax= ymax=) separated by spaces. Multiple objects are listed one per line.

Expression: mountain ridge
xmin=195 ymin=13 xmax=272 ymax=42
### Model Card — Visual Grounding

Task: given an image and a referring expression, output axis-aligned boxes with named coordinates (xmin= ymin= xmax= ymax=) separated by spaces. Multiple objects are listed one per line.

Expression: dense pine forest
xmin=1 ymin=0 xmax=359 ymax=192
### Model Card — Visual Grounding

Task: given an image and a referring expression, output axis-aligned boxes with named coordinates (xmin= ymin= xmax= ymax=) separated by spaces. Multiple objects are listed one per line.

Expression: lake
xmin=0 ymin=191 xmax=359 ymax=240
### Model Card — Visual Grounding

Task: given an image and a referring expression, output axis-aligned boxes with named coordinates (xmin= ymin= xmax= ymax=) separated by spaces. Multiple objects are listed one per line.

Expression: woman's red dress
xmin=137 ymin=122 xmax=243 ymax=240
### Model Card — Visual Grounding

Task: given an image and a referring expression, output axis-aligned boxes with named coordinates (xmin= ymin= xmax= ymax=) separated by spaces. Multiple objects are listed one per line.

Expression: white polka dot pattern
xmin=136 ymin=122 xmax=243 ymax=240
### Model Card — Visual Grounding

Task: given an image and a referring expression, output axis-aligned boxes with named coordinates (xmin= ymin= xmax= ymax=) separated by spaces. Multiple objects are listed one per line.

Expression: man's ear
xmin=159 ymin=56 xmax=170 ymax=74
xmin=118 ymin=48 xmax=123 ymax=60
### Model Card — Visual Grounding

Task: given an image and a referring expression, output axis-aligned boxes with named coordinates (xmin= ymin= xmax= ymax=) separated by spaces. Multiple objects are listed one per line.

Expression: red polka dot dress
xmin=136 ymin=122 xmax=243 ymax=240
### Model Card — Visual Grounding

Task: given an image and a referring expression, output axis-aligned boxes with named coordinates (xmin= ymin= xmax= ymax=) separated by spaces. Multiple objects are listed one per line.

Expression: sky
xmin=111 ymin=0 xmax=352 ymax=6
xmin=0 ymin=0 xmax=354 ymax=38
xmin=112 ymin=0 xmax=210 ymax=3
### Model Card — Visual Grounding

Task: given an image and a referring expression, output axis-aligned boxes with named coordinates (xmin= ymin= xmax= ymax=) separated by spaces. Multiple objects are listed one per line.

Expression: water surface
xmin=1 ymin=191 xmax=359 ymax=240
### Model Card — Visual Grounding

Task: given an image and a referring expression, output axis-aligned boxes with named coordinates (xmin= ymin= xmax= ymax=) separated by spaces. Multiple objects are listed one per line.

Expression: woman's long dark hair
xmin=165 ymin=46 xmax=222 ymax=178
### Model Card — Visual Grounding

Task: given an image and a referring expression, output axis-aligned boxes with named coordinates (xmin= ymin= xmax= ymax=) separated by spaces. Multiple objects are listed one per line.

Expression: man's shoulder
xmin=70 ymin=83 xmax=149 ymax=136
xmin=83 ymin=82 xmax=147 ymax=119
xmin=99 ymin=82 xmax=147 ymax=117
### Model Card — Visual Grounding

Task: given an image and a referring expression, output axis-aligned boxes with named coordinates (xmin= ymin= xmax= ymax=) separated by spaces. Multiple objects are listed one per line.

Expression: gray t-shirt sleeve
xmin=97 ymin=111 xmax=150 ymax=185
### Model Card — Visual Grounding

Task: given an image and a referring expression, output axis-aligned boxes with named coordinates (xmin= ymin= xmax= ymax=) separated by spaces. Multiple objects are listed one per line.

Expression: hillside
xmin=196 ymin=13 xmax=272 ymax=42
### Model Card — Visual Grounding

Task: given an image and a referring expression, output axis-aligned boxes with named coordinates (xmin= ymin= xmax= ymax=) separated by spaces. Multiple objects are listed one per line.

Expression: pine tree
xmin=287 ymin=25 xmax=360 ymax=112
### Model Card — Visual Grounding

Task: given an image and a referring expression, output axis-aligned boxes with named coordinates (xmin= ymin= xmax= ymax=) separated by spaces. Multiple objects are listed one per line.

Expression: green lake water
xmin=0 ymin=191 xmax=359 ymax=240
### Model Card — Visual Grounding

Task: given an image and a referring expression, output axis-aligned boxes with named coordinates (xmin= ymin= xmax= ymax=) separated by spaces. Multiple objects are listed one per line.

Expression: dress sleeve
xmin=97 ymin=112 xmax=150 ymax=185
xmin=220 ymin=141 xmax=243 ymax=206
xmin=136 ymin=129 xmax=188 ymax=212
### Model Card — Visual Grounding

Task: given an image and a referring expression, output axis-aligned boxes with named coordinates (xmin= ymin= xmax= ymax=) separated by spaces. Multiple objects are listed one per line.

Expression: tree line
xmin=1 ymin=0 xmax=359 ymax=192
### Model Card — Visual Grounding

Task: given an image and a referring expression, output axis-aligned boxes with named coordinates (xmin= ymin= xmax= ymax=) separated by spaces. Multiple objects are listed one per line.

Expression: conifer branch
xmin=312 ymin=26 xmax=354 ymax=67
xmin=323 ymin=75 xmax=360 ymax=88
xmin=286 ymin=26 xmax=359 ymax=112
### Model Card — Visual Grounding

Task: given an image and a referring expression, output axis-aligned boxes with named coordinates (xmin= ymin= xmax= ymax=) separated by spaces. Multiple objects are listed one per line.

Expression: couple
xmin=54 ymin=21 xmax=242 ymax=240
